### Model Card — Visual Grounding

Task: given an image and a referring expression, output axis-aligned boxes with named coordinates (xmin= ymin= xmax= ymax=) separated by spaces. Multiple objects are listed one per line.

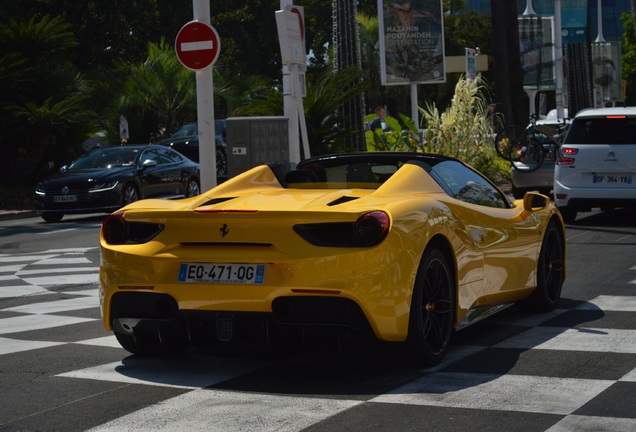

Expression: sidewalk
xmin=1 ymin=187 xmax=36 ymax=220
xmin=0 ymin=209 xmax=37 ymax=221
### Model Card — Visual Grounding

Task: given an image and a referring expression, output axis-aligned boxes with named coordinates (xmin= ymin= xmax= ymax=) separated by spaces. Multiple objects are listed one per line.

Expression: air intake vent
xmin=327 ymin=196 xmax=359 ymax=206
xmin=198 ymin=197 xmax=237 ymax=207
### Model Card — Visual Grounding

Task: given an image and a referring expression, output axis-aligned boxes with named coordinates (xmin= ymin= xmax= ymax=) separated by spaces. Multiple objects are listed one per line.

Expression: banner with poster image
xmin=378 ymin=0 xmax=445 ymax=85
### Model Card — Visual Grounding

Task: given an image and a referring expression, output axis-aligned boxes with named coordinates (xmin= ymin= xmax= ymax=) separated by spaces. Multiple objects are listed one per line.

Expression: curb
xmin=0 ymin=210 xmax=37 ymax=221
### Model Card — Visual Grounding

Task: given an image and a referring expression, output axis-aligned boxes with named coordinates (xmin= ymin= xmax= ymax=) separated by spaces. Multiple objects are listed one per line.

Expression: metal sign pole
xmin=554 ymin=0 xmax=565 ymax=121
xmin=193 ymin=0 xmax=217 ymax=190
xmin=280 ymin=0 xmax=300 ymax=163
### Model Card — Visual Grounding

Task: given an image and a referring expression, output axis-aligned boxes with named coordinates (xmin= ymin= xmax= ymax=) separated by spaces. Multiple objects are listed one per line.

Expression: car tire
xmin=216 ymin=146 xmax=227 ymax=177
xmin=402 ymin=247 xmax=455 ymax=367
xmin=558 ymin=206 xmax=577 ymax=224
xmin=41 ymin=212 xmax=63 ymax=223
xmin=186 ymin=177 xmax=200 ymax=197
xmin=511 ymin=185 xmax=526 ymax=200
xmin=518 ymin=221 xmax=565 ymax=312
xmin=122 ymin=183 xmax=139 ymax=206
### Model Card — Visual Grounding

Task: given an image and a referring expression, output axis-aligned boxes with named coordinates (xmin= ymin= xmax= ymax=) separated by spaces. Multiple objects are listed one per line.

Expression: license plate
xmin=54 ymin=195 xmax=78 ymax=203
xmin=592 ymin=174 xmax=633 ymax=184
xmin=178 ymin=263 xmax=265 ymax=284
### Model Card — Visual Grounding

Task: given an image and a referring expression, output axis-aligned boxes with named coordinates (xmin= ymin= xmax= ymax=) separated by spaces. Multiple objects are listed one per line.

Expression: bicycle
xmin=494 ymin=115 xmax=568 ymax=173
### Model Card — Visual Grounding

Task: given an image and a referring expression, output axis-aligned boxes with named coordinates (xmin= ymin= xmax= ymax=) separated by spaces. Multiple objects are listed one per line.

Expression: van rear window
xmin=565 ymin=117 xmax=636 ymax=145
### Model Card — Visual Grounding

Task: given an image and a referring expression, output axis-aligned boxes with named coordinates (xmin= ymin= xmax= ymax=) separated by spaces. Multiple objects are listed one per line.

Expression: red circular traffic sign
xmin=175 ymin=21 xmax=220 ymax=71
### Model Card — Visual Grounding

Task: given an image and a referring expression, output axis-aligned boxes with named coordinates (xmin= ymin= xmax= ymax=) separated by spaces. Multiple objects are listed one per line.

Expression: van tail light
xmin=558 ymin=147 xmax=578 ymax=165
xmin=558 ymin=157 xmax=575 ymax=165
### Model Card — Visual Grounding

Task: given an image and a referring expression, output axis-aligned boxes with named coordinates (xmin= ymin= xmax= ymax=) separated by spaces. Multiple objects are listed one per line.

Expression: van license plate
xmin=593 ymin=175 xmax=632 ymax=184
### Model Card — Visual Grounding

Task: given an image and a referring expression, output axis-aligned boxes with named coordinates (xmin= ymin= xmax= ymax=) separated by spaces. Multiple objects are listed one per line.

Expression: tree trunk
xmin=632 ymin=0 xmax=636 ymax=31
xmin=334 ymin=0 xmax=366 ymax=151
xmin=490 ymin=0 xmax=528 ymax=128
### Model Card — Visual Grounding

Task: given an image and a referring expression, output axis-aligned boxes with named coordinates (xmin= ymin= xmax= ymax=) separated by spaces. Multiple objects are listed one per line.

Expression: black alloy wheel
xmin=122 ymin=183 xmax=139 ymax=206
xmin=186 ymin=177 xmax=200 ymax=197
xmin=216 ymin=147 xmax=227 ymax=177
xmin=518 ymin=221 xmax=565 ymax=312
xmin=403 ymin=247 xmax=455 ymax=367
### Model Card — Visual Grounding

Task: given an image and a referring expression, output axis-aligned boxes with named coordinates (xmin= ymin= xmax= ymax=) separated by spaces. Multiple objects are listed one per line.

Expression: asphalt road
xmin=0 ymin=210 xmax=635 ymax=432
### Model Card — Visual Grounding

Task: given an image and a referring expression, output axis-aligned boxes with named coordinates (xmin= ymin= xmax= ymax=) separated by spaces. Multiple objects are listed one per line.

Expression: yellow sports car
xmin=99 ymin=152 xmax=566 ymax=366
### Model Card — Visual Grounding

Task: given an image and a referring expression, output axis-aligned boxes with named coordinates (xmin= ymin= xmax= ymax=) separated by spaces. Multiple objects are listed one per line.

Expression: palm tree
xmin=233 ymin=65 xmax=371 ymax=155
xmin=0 ymin=16 xmax=96 ymax=185
xmin=117 ymin=38 xmax=196 ymax=139
xmin=632 ymin=0 xmax=636 ymax=31
xmin=113 ymin=40 xmax=272 ymax=142
xmin=358 ymin=14 xmax=382 ymax=110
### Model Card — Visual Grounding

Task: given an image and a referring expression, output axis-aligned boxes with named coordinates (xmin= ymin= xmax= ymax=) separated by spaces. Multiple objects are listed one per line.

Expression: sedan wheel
xmin=186 ymin=177 xmax=200 ymax=197
xmin=216 ymin=147 xmax=227 ymax=177
xmin=41 ymin=212 xmax=64 ymax=223
xmin=402 ymin=247 xmax=455 ymax=367
xmin=518 ymin=221 xmax=565 ymax=312
xmin=122 ymin=183 xmax=139 ymax=206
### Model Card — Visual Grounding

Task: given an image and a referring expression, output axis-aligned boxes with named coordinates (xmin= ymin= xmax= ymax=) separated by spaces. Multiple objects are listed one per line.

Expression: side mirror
xmin=509 ymin=192 xmax=550 ymax=223
xmin=523 ymin=192 xmax=549 ymax=212
xmin=142 ymin=159 xmax=158 ymax=168
xmin=59 ymin=165 xmax=68 ymax=173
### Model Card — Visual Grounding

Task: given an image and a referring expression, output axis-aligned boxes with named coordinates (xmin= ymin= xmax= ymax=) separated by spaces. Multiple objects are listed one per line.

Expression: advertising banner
xmin=519 ymin=15 xmax=556 ymax=90
xmin=378 ymin=0 xmax=445 ymax=85
xmin=522 ymin=0 xmax=588 ymax=44
xmin=592 ymin=41 xmax=622 ymax=106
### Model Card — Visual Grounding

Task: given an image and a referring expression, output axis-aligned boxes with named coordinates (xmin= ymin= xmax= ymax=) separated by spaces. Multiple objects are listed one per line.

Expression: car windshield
xmin=290 ymin=160 xmax=403 ymax=190
xmin=170 ymin=123 xmax=197 ymax=138
xmin=68 ymin=148 xmax=140 ymax=170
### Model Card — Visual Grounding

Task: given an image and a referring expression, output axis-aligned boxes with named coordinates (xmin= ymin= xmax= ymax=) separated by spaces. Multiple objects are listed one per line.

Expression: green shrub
xmin=420 ymin=75 xmax=503 ymax=176
xmin=364 ymin=76 xmax=509 ymax=185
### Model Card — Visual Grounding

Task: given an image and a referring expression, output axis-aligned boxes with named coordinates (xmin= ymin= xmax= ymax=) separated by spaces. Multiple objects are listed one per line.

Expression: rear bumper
xmin=109 ymin=291 xmax=377 ymax=352
xmin=554 ymin=181 xmax=636 ymax=209
xmin=511 ymin=162 xmax=555 ymax=190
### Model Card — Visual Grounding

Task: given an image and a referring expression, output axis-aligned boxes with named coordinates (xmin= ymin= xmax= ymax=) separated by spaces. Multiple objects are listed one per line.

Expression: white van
xmin=554 ymin=107 xmax=636 ymax=223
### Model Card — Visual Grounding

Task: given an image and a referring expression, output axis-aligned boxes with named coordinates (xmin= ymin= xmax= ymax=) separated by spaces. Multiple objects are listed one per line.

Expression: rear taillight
xmin=557 ymin=147 xmax=578 ymax=165
xmin=102 ymin=212 xmax=128 ymax=244
xmin=293 ymin=211 xmax=390 ymax=247
xmin=102 ymin=212 xmax=164 ymax=245
xmin=354 ymin=211 xmax=390 ymax=246
xmin=558 ymin=157 xmax=575 ymax=165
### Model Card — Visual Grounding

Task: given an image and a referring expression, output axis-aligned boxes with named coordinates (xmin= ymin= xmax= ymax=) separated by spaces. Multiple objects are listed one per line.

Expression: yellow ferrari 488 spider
xmin=99 ymin=152 xmax=566 ymax=366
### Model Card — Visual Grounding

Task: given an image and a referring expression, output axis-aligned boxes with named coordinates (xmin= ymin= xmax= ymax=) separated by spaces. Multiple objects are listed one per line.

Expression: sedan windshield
xmin=68 ymin=148 xmax=140 ymax=170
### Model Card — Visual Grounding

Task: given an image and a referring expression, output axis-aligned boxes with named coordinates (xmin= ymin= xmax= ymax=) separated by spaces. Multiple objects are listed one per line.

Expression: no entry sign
xmin=175 ymin=21 xmax=220 ymax=71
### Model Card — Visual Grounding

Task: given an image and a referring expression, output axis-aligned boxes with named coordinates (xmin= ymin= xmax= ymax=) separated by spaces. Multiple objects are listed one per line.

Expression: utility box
xmin=226 ymin=117 xmax=289 ymax=178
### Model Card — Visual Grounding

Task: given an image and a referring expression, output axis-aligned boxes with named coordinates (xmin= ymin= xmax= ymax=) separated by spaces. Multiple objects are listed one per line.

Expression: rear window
xmin=565 ymin=117 xmax=636 ymax=145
